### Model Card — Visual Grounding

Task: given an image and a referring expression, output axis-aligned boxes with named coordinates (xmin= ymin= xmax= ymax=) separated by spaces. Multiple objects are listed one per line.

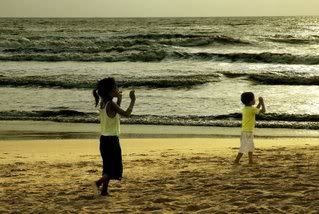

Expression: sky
xmin=1 ymin=0 xmax=319 ymax=17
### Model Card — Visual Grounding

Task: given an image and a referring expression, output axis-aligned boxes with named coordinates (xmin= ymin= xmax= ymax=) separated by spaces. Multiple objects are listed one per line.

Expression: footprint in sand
xmin=141 ymin=206 xmax=162 ymax=211
xmin=185 ymin=204 xmax=210 ymax=212
xmin=77 ymin=194 xmax=96 ymax=200
xmin=15 ymin=156 xmax=27 ymax=159
xmin=86 ymin=169 xmax=98 ymax=173
xmin=152 ymin=197 xmax=176 ymax=203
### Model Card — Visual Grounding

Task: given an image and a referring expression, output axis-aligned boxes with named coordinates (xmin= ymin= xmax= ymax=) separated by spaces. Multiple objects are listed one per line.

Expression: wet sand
xmin=1 ymin=120 xmax=319 ymax=140
xmin=1 ymin=137 xmax=318 ymax=213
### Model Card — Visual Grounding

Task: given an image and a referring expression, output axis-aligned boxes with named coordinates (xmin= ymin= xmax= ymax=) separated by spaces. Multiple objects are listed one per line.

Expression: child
xmin=92 ymin=77 xmax=136 ymax=196
xmin=234 ymin=92 xmax=265 ymax=165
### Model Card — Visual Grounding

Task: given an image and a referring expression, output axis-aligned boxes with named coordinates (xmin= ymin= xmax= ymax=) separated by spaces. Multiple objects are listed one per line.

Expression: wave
xmin=0 ymin=51 xmax=168 ymax=62
xmin=171 ymin=52 xmax=319 ymax=65
xmin=0 ymin=35 xmax=250 ymax=57
xmin=267 ymin=35 xmax=319 ymax=45
xmin=124 ymin=34 xmax=251 ymax=46
xmin=124 ymin=33 xmax=207 ymax=39
xmin=221 ymin=71 xmax=319 ymax=85
xmin=0 ymin=110 xmax=97 ymax=123
xmin=1 ymin=110 xmax=318 ymax=129
xmin=0 ymin=74 xmax=220 ymax=89
xmin=2 ymin=43 xmax=156 ymax=54
xmin=248 ymin=73 xmax=319 ymax=85
xmin=2 ymin=51 xmax=319 ymax=65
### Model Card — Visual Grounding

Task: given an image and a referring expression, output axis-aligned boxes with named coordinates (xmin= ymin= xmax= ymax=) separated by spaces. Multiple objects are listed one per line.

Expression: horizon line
xmin=0 ymin=15 xmax=318 ymax=19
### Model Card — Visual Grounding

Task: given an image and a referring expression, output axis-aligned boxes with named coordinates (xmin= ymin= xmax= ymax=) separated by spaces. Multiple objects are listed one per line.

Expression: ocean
xmin=0 ymin=17 xmax=318 ymax=129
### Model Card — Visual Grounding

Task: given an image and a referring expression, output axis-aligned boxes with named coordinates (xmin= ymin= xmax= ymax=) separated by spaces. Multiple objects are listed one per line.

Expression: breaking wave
xmin=0 ymin=110 xmax=318 ymax=129
xmin=2 ymin=51 xmax=319 ymax=65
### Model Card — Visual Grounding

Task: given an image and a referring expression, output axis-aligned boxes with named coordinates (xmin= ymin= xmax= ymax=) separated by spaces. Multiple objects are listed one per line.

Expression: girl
xmin=93 ymin=77 xmax=136 ymax=196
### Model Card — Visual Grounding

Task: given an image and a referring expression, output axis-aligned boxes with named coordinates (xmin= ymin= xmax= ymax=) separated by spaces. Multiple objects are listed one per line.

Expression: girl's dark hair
xmin=241 ymin=92 xmax=254 ymax=106
xmin=93 ymin=77 xmax=116 ymax=108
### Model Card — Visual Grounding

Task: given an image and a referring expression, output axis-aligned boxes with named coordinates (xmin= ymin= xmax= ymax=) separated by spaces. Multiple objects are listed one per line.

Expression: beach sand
xmin=1 ymin=136 xmax=319 ymax=213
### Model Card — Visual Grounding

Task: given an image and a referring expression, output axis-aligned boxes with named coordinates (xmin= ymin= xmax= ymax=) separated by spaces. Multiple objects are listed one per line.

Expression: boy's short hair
xmin=241 ymin=92 xmax=255 ymax=105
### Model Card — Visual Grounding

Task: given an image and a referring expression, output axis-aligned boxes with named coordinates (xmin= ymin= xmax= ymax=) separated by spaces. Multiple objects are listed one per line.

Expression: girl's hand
xmin=258 ymin=97 xmax=264 ymax=103
xmin=117 ymin=91 xmax=123 ymax=99
xmin=129 ymin=90 xmax=136 ymax=101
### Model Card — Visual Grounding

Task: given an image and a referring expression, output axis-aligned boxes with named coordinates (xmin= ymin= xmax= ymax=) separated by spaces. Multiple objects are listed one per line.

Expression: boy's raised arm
xmin=257 ymin=97 xmax=266 ymax=114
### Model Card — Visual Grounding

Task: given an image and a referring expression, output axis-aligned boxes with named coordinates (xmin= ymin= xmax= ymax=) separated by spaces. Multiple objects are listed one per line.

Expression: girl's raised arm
xmin=110 ymin=90 xmax=135 ymax=117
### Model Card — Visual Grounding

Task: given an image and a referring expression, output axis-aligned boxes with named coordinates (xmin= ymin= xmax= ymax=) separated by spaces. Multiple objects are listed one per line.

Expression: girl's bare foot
xmin=100 ymin=181 xmax=109 ymax=196
xmin=101 ymin=191 xmax=109 ymax=196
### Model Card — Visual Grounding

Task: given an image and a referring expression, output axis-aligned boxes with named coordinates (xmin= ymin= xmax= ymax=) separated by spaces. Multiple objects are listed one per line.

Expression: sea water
xmin=0 ymin=17 xmax=318 ymax=129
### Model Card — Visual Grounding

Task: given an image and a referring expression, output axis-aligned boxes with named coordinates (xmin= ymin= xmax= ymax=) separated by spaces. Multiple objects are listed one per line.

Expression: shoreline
xmin=0 ymin=120 xmax=318 ymax=140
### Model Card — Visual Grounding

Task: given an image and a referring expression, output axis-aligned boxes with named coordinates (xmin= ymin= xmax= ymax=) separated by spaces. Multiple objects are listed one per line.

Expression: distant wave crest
xmin=124 ymin=34 xmax=251 ymax=46
xmin=267 ymin=35 xmax=319 ymax=45
xmin=2 ymin=51 xmax=319 ymax=65
xmin=171 ymin=52 xmax=319 ymax=65
xmin=221 ymin=71 xmax=319 ymax=85
xmin=0 ymin=34 xmax=250 ymax=54
xmin=0 ymin=74 xmax=220 ymax=89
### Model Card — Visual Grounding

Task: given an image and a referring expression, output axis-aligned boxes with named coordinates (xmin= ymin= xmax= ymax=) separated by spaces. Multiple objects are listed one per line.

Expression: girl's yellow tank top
xmin=98 ymin=101 xmax=120 ymax=136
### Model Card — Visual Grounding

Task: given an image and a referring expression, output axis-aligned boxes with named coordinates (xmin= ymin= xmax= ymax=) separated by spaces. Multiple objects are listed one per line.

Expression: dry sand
xmin=1 ymin=137 xmax=319 ymax=213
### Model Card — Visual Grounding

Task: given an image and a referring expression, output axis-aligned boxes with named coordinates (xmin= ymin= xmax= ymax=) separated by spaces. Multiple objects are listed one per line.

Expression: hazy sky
xmin=1 ymin=0 xmax=319 ymax=17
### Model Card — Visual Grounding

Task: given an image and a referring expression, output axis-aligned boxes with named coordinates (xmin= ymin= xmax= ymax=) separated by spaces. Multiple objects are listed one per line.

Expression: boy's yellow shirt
xmin=241 ymin=106 xmax=260 ymax=132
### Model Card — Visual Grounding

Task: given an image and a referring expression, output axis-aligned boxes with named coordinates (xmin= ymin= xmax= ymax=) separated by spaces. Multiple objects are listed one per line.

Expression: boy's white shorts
xmin=239 ymin=132 xmax=254 ymax=153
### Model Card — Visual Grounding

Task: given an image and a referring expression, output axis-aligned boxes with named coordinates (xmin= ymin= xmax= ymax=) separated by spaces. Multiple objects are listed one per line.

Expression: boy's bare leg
xmin=234 ymin=153 xmax=243 ymax=164
xmin=248 ymin=152 xmax=254 ymax=164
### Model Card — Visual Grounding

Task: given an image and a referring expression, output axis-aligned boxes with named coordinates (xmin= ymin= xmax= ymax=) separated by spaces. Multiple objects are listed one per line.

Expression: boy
xmin=234 ymin=92 xmax=266 ymax=164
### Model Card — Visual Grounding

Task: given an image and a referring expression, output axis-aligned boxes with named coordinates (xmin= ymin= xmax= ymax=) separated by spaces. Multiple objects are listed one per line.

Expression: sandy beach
xmin=1 ymin=123 xmax=319 ymax=213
